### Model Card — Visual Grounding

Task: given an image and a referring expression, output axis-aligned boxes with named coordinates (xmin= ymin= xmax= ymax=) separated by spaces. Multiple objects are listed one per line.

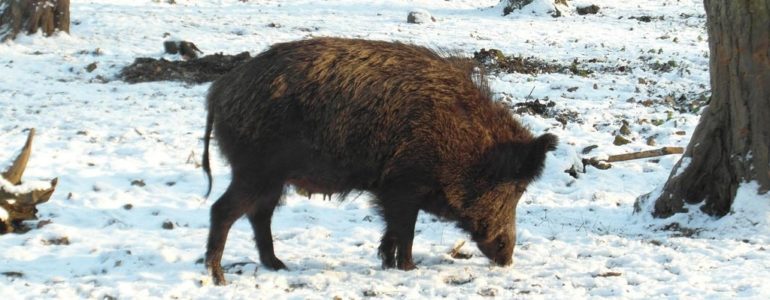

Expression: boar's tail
xmin=202 ymin=108 xmax=214 ymax=198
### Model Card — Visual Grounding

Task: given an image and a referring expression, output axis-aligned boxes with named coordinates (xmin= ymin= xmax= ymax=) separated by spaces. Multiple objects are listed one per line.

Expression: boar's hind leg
xmin=245 ymin=183 xmax=287 ymax=271
xmin=377 ymin=191 xmax=420 ymax=271
xmin=205 ymin=179 xmax=256 ymax=285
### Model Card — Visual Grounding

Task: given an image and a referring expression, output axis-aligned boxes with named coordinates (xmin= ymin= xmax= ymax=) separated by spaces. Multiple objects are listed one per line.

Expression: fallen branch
xmin=605 ymin=147 xmax=684 ymax=162
xmin=584 ymin=146 xmax=684 ymax=170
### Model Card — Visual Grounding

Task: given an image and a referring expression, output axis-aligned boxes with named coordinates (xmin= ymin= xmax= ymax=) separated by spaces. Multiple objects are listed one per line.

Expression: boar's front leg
xmin=377 ymin=188 xmax=420 ymax=271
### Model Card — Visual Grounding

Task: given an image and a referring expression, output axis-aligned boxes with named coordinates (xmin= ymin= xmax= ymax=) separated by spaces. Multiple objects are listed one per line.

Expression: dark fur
xmin=202 ymin=37 xmax=557 ymax=284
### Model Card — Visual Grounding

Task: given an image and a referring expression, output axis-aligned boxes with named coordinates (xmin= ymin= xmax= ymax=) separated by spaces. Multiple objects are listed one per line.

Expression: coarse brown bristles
xmin=201 ymin=37 xmax=557 ymax=285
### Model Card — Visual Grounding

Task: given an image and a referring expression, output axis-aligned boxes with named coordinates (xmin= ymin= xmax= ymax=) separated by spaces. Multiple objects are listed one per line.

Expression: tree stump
xmin=500 ymin=0 xmax=569 ymax=16
xmin=1 ymin=129 xmax=57 ymax=234
xmin=0 ymin=0 xmax=70 ymax=41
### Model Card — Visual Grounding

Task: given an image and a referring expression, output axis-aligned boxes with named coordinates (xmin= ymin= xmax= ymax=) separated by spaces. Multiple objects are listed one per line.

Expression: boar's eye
xmin=497 ymin=240 xmax=506 ymax=250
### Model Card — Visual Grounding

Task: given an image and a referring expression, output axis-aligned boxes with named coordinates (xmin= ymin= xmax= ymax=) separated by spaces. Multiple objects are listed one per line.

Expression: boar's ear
xmin=480 ymin=133 xmax=558 ymax=183
xmin=525 ymin=133 xmax=558 ymax=179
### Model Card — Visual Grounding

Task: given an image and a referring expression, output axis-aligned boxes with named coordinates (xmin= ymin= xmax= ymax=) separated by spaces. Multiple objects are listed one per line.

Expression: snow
xmin=0 ymin=0 xmax=768 ymax=299
xmin=0 ymin=205 xmax=7 ymax=221
xmin=0 ymin=177 xmax=53 ymax=194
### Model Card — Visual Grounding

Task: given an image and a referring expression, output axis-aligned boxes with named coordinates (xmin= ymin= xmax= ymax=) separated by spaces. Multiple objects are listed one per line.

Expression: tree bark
xmin=639 ymin=0 xmax=770 ymax=217
xmin=0 ymin=0 xmax=70 ymax=41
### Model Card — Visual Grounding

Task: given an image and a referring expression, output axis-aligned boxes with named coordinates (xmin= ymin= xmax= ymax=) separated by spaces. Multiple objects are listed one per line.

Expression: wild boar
xmin=202 ymin=37 xmax=557 ymax=285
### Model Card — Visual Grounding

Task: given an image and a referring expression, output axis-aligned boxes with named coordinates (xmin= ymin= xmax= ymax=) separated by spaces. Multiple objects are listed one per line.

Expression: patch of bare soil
xmin=474 ymin=48 xmax=563 ymax=75
xmin=119 ymin=52 xmax=252 ymax=84
xmin=511 ymin=99 xmax=581 ymax=126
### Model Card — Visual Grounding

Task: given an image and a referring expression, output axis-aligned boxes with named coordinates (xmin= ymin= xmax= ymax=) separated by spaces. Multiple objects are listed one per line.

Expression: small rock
xmin=675 ymin=131 xmax=686 ymax=135
xmin=85 ymin=62 xmax=98 ymax=73
xmin=164 ymin=40 xmax=203 ymax=60
xmin=163 ymin=40 xmax=179 ymax=54
xmin=581 ymin=145 xmax=598 ymax=154
xmin=646 ymin=136 xmax=657 ymax=146
xmin=619 ymin=123 xmax=632 ymax=135
xmin=478 ymin=287 xmax=498 ymax=297
xmin=162 ymin=221 xmax=174 ymax=230
xmin=43 ymin=236 xmax=70 ymax=246
xmin=407 ymin=10 xmax=435 ymax=24
xmin=444 ymin=274 xmax=475 ymax=286
xmin=567 ymin=86 xmax=578 ymax=92
xmin=131 ymin=179 xmax=146 ymax=187
xmin=613 ymin=135 xmax=631 ymax=146
xmin=123 ymin=203 xmax=133 ymax=210
xmin=576 ymin=5 xmax=600 ymax=15
xmin=503 ymin=0 xmax=534 ymax=16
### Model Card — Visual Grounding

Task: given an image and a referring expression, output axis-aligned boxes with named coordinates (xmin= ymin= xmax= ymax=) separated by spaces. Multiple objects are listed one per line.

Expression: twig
xmin=449 ymin=240 xmax=472 ymax=259
xmin=526 ymin=86 xmax=536 ymax=99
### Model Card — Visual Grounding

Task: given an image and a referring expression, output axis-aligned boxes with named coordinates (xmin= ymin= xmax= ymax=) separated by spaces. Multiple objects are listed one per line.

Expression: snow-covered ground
xmin=1 ymin=0 xmax=768 ymax=298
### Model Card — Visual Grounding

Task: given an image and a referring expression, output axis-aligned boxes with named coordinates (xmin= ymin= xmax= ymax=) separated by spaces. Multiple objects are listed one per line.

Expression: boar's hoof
xmin=261 ymin=256 xmax=288 ymax=270
xmin=378 ymin=250 xmax=396 ymax=269
xmin=397 ymin=261 xmax=417 ymax=271
xmin=207 ymin=265 xmax=227 ymax=286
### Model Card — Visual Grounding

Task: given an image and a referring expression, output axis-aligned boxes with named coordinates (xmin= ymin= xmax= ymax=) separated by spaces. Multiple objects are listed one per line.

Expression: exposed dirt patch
xmin=42 ymin=236 xmax=70 ymax=246
xmin=474 ymin=48 xmax=563 ymax=75
xmin=119 ymin=52 xmax=252 ymax=84
xmin=510 ymin=99 xmax=582 ymax=126
xmin=473 ymin=49 xmax=622 ymax=78
xmin=629 ymin=15 xmax=665 ymax=23
xmin=661 ymin=222 xmax=701 ymax=237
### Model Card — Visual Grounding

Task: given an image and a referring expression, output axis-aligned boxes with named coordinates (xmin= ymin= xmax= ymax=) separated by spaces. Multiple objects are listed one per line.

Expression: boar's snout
xmin=475 ymin=231 xmax=515 ymax=267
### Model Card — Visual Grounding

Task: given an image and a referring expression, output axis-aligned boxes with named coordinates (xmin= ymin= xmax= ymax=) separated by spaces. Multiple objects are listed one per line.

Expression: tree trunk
xmin=0 ymin=0 xmax=70 ymax=42
xmin=638 ymin=0 xmax=770 ymax=218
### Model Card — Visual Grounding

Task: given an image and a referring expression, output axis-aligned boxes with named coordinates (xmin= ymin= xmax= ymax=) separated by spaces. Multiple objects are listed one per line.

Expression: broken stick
xmin=605 ymin=147 xmax=684 ymax=162
xmin=584 ymin=146 xmax=684 ymax=170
